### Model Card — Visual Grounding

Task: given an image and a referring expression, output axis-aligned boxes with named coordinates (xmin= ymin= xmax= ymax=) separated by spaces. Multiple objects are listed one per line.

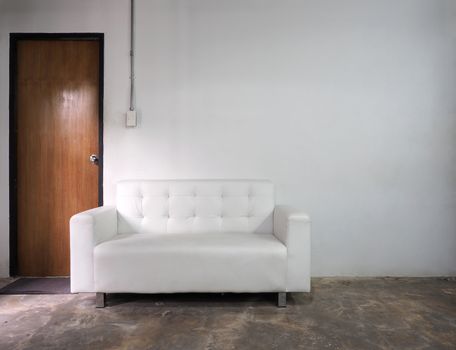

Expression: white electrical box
xmin=126 ymin=110 xmax=137 ymax=127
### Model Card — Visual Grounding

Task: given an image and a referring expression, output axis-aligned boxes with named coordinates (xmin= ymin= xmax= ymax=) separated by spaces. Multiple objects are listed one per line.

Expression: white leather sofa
xmin=70 ymin=180 xmax=311 ymax=307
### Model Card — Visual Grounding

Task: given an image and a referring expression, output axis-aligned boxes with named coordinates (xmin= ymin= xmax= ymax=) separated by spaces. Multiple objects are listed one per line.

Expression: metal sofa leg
xmin=96 ymin=292 xmax=106 ymax=308
xmin=277 ymin=292 xmax=286 ymax=307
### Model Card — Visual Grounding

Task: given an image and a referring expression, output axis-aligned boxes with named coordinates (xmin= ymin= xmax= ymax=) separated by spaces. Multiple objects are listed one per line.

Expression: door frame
xmin=9 ymin=33 xmax=104 ymax=276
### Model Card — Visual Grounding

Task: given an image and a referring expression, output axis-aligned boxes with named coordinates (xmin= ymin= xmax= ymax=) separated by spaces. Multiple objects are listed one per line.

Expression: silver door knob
xmin=89 ymin=154 xmax=99 ymax=164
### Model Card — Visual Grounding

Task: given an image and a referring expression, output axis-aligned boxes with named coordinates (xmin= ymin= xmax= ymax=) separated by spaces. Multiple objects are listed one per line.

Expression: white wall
xmin=1 ymin=0 xmax=455 ymax=277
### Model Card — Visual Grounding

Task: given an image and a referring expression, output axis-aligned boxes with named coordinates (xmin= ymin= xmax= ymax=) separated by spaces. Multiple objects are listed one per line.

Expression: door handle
xmin=89 ymin=154 xmax=99 ymax=164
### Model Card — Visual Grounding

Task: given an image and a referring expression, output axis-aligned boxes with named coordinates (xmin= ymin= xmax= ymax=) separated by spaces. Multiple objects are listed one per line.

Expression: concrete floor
xmin=0 ymin=278 xmax=455 ymax=350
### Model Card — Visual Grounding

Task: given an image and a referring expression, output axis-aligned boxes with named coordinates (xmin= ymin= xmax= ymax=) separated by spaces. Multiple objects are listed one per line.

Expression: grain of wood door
xmin=15 ymin=39 xmax=101 ymax=276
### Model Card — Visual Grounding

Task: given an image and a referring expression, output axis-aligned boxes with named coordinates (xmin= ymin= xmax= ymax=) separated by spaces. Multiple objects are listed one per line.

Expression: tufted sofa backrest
xmin=116 ymin=180 xmax=275 ymax=234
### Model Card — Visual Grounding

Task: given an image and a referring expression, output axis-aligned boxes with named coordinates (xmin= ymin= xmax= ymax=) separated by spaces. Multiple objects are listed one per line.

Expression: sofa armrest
xmin=70 ymin=206 xmax=117 ymax=293
xmin=273 ymin=205 xmax=311 ymax=292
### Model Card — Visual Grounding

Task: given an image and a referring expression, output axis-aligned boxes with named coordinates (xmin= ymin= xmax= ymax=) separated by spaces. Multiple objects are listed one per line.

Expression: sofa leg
xmin=96 ymin=292 xmax=106 ymax=308
xmin=277 ymin=292 xmax=286 ymax=307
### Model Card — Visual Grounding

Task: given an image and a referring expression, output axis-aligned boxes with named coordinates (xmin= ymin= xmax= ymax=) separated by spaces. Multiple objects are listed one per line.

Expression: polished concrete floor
xmin=0 ymin=278 xmax=455 ymax=350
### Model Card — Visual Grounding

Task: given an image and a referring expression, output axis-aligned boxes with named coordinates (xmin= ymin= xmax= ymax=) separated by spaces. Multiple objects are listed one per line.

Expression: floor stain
xmin=0 ymin=278 xmax=455 ymax=350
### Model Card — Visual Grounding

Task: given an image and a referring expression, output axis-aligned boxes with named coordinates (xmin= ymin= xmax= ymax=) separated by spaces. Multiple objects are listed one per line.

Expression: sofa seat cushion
xmin=94 ymin=232 xmax=287 ymax=293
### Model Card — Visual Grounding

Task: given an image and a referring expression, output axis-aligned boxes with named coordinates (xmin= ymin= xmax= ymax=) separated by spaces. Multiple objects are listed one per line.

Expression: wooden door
xmin=14 ymin=38 xmax=102 ymax=276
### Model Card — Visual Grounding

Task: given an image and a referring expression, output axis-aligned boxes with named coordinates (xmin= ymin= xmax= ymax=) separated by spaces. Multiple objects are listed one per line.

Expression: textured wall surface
xmin=0 ymin=0 xmax=455 ymax=277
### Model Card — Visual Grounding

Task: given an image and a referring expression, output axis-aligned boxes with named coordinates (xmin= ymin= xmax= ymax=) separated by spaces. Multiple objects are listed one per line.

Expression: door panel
xmin=15 ymin=39 xmax=101 ymax=276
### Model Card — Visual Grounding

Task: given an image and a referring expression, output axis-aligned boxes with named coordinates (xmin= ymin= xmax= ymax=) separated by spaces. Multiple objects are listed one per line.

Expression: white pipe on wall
xmin=129 ymin=0 xmax=135 ymax=111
